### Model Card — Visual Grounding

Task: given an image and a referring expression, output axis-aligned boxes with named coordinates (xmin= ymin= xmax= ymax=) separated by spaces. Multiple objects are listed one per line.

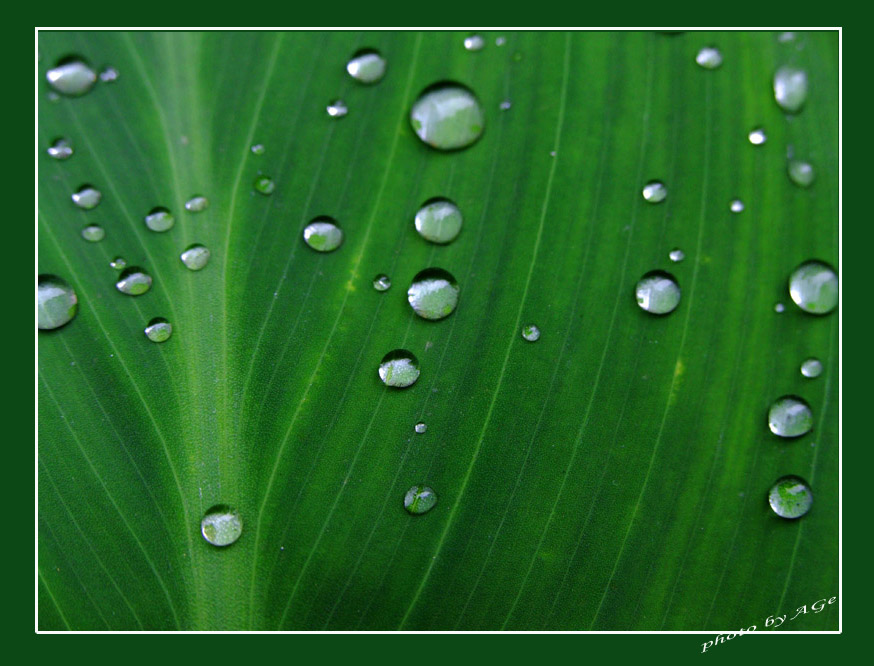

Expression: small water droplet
xmin=47 ymin=137 xmax=73 ymax=160
xmin=180 ymin=244 xmax=211 ymax=271
xmin=99 ymin=66 xmax=119 ymax=83
xmin=695 ymin=46 xmax=723 ymax=69
xmin=303 ymin=217 xmax=343 ymax=252
xmin=184 ymin=195 xmax=209 ymax=212
xmin=46 ymin=57 xmax=97 ymax=96
xmin=800 ymin=358 xmax=823 ymax=379
xmin=768 ymin=395 xmax=813 ymax=438
xmin=414 ymin=422 xmax=427 ymax=434
xmin=144 ymin=206 xmax=175 ymax=232
xmin=669 ymin=248 xmax=685 ymax=263
xmin=748 ymin=127 xmax=767 ymax=145
xmin=730 ymin=198 xmax=745 ymax=213
xmin=81 ymin=224 xmax=105 ymax=242
xmin=495 ymin=37 xmax=506 ymax=46
xmin=464 ymin=35 xmax=484 ymax=51
xmin=346 ymin=49 xmax=386 ymax=84
xmin=38 ymin=275 xmax=78 ymax=330
xmin=773 ymin=65 xmax=808 ymax=114
xmin=788 ymin=260 xmax=838 ymax=315
xmin=115 ymin=267 xmax=152 ymax=296
xmin=201 ymin=505 xmax=242 ymax=546
xmin=404 ymin=485 xmax=437 ymax=514
xmin=407 ymin=268 xmax=459 ymax=320
xmin=521 ymin=324 xmax=541 ymax=342
xmin=414 ymin=198 xmax=463 ymax=244
xmin=787 ymin=159 xmax=815 ymax=188
xmin=110 ymin=256 xmax=127 ymax=270
xmin=372 ymin=274 xmax=391 ymax=291
xmin=499 ymin=100 xmax=512 ymax=111
xmin=635 ymin=270 xmax=681 ymax=315
xmin=410 ymin=83 xmax=485 ymax=151
xmin=378 ymin=349 xmax=420 ymax=388
xmin=71 ymin=185 xmax=101 ymax=210
xmin=774 ymin=302 xmax=785 ymax=313
xmin=254 ymin=175 xmax=275 ymax=195
xmin=251 ymin=143 xmax=265 ymax=155
xmin=144 ymin=317 xmax=172 ymax=343
xmin=768 ymin=475 xmax=812 ymax=519
xmin=642 ymin=180 xmax=667 ymax=203
xmin=327 ymin=99 xmax=348 ymax=118
xmin=778 ymin=32 xmax=796 ymax=43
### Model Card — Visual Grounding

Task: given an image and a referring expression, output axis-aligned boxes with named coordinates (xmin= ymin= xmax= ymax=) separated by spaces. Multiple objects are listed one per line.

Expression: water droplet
xmin=642 ymin=180 xmax=667 ymax=203
xmin=499 ymin=100 xmax=512 ymax=111
xmin=768 ymin=395 xmax=813 ymax=438
xmin=464 ymin=35 xmax=484 ymax=51
xmin=115 ymin=267 xmax=152 ymax=296
xmin=768 ymin=476 xmax=812 ymax=519
xmin=788 ymin=260 xmax=838 ymax=315
xmin=495 ymin=37 xmax=506 ymax=46
xmin=110 ymin=256 xmax=127 ymax=270
xmin=144 ymin=317 xmax=172 ymax=343
xmin=251 ymin=143 xmax=265 ymax=155
xmin=372 ymin=274 xmax=391 ymax=292
xmin=38 ymin=275 xmax=78 ymax=330
xmin=254 ymin=175 xmax=275 ymax=195
xmin=200 ymin=505 xmax=242 ymax=546
xmin=748 ymin=127 xmax=767 ymax=145
xmin=71 ymin=185 xmax=101 ymax=210
xmin=695 ymin=46 xmax=723 ymax=69
xmin=47 ymin=137 xmax=73 ymax=160
xmin=144 ymin=206 xmax=175 ymax=232
xmin=99 ymin=66 xmax=119 ymax=83
xmin=773 ymin=65 xmax=808 ymax=113
xmin=46 ymin=57 xmax=96 ymax=96
xmin=669 ymin=248 xmax=685 ymax=263
xmin=404 ymin=485 xmax=437 ymax=514
xmin=414 ymin=198 xmax=463 ymax=244
xmin=730 ymin=198 xmax=745 ymax=213
xmin=787 ymin=159 xmax=815 ymax=188
xmin=410 ymin=83 xmax=485 ymax=151
xmin=774 ymin=302 xmax=785 ymax=313
xmin=414 ymin=422 xmax=427 ymax=434
xmin=800 ymin=358 xmax=823 ymax=379
xmin=327 ymin=99 xmax=348 ymax=118
xmin=81 ymin=224 xmax=104 ymax=242
xmin=180 ymin=244 xmax=211 ymax=271
xmin=635 ymin=270 xmax=681 ymax=315
xmin=378 ymin=349 xmax=420 ymax=388
xmin=521 ymin=324 xmax=541 ymax=342
xmin=407 ymin=268 xmax=459 ymax=320
xmin=184 ymin=195 xmax=209 ymax=212
xmin=778 ymin=32 xmax=796 ymax=43
xmin=346 ymin=49 xmax=386 ymax=84
xmin=303 ymin=217 xmax=343 ymax=252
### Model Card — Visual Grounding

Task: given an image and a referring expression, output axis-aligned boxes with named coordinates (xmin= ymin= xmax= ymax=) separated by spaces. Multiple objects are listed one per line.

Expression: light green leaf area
xmin=38 ymin=31 xmax=838 ymax=631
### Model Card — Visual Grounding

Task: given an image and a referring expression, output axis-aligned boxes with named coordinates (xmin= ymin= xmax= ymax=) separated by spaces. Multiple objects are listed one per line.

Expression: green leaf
xmin=38 ymin=31 xmax=839 ymax=631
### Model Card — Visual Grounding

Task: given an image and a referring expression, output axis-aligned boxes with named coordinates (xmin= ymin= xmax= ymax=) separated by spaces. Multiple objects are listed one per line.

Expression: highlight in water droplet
xmin=642 ymin=180 xmax=667 ymax=203
xmin=81 ymin=224 xmax=105 ymax=242
xmin=201 ymin=505 xmax=242 ymax=546
xmin=768 ymin=475 xmax=812 ymax=519
xmin=303 ymin=217 xmax=343 ymax=252
xmin=378 ymin=349 xmax=420 ymax=388
xmin=184 ymin=195 xmax=209 ymax=212
xmin=47 ymin=137 xmax=73 ymax=160
xmin=414 ymin=198 xmax=463 ymax=244
xmin=180 ymin=244 xmax=211 ymax=271
xmin=346 ymin=49 xmax=386 ymax=84
xmin=327 ymin=99 xmax=348 ymax=118
xmin=404 ymin=485 xmax=437 ymax=514
xmin=407 ymin=268 xmax=459 ymax=320
xmin=788 ymin=260 xmax=838 ymax=315
xmin=748 ymin=128 xmax=767 ymax=145
xmin=72 ymin=185 xmax=101 ymax=210
xmin=144 ymin=317 xmax=172 ymax=343
xmin=635 ymin=270 xmax=681 ymax=315
xmin=144 ymin=207 xmax=175 ymax=232
xmin=38 ymin=274 xmax=78 ymax=330
xmin=768 ymin=395 xmax=813 ymax=438
xmin=695 ymin=46 xmax=723 ymax=69
xmin=730 ymin=199 xmax=745 ymax=213
xmin=521 ymin=324 xmax=540 ymax=342
xmin=800 ymin=358 xmax=823 ymax=379
xmin=254 ymin=175 xmax=275 ymax=195
xmin=372 ymin=274 xmax=391 ymax=292
xmin=115 ymin=267 xmax=152 ymax=296
xmin=46 ymin=56 xmax=97 ymax=96
xmin=410 ymin=82 xmax=485 ymax=151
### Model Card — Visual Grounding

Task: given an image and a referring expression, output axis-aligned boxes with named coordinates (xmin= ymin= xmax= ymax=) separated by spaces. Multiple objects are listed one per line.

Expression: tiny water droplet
xmin=669 ymin=248 xmax=685 ymax=263
xmin=72 ymin=185 xmax=101 ymax=210
xmin=184 ymin=195 xmax=209 ymax=212
xmin=499 ymin=100 xmax=512 ymax=111
xmin=327 ymin=99 xmax=348 ymax=118
xmin=414 ymin=198 xmax=463 ymax=244
xmin=414 ymin=422 xmax=427 ymax=434
xmin=254 ymin=175 xmax=275 ymax=195
xmin=730 ymin=198 xmax=745 ymax=213
xmin=774 ymin=302 xmax=785 ymax=313
xmin=410 ymin=83 xmax=485 ymax=151
xmin=787 ymin=159 xmax=815 ymax=188
xmin=768 ymin=476 xmax=812 ymax=519
xmin=635 ymin=270 xmax=681 ymax=315
xmin=778 ymin=32 xmax=796 ymax=43
xmin=46 ymin=57 xmax=97 ymax=96
xmin=115 ymin=267 xmax=152 ymax=296
xmin=800 ymin=358 xmax=823 ymax=379
xmin=144 ymin=207 xmax=175 ymax=232
xmin=81 ymin=224 xmax=105 ymax=242
xmin=521 ymin=324 xmax=540 ymax=342
xmin=251 ymin=143 xmax=265 ymax=155
xmin=110 ymin=256 xmax=127 ymax=270
xmin=144 ymin=317 xmax=172 ymax=343
xmin=47 ymin=137 xmax=73 ymax=160
xmin=407 ymin=268 xmax=459 ymax=320
xmin=642 ymin=180 xmax=667 ymax=203
xmin=346 ymin=49 xmax=386 ymax=84
xmin=464 ymin=35 xmax=484 ymax=51
xmin=38 ymin=275 xmax=78 ymax=330
xmin=788 ymin=260 xmax=838 ymax=315
xmin=768 ymin=395 xmax=813 ymax=438
xmin=99 ymin=66 xmax=119 ymax=83
xmin=773 ymin=65 xmax=808 ymax=114
xmin=748 ymin=127 xmax=767 ymax=145
xmin=378 ymin=349 xmax=420 ymax=388
xmin=495 ymin=37 xmax=506 ymax=46
xmin=695 ymin=46 xmax=723 ymax=69
xmin=201 ymin=505 xmax=242 ymax=546
xmin=404 ymin=485 xmax=437 ymax=514
xmin=372 ymin=274 xmax=391 ymax=292
xmin=180 ymin=244 xmax=211 ymax=271
xmin=303 ymin=217 xmax=343 ymax=252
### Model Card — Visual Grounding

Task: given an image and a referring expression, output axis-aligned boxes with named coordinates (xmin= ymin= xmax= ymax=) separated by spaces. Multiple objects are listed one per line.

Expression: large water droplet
xmin=346 ymin=49 xmax=386 ymax=84
xmin=787 ymin=159 xmax=815 ymax=188
xmin=635 ymin=270 xmax=681 ymax=314
xmin=800 ymin=358 xmax=823 ymax=379
xmin=303 ymin=217 xmax=343 ymax=252
xmin=327 ymin=99 xmax=348 ymax=118
xmin=110 ymin=256 xmax=127 ymax=270
xmin=414 ymin=422 xmax=427 ymax=434
xmin=378 ymin=349 xmax=420 ymax=388
xmin=521 ymin=324 xmax=541 ymax=342
xmin=254 ymin=175 xmax=275 ymax=195
xmin=201 ymin=505 xmax=242 ymax=546
xmin=768 ymin=396 xmax=813 ymax=438
xmin=180 ymin=244 xmax=211 ymax=271
xmin=184 ymin=195 xmax=209 ymax=212
xmin=72 ymin=185 xmax=101 ymax=210
xmin=47 ymin=137 xmax=73 ymax=160
xmin=788 ymin=260 xmax=838 ymax=315
xmin=695 ymin=46 xmax=723 ymax=69
xmin=642 ymin=180 xmax=667 ymax=203
xmin=463 ymin=35 xmax=484 ymax=51
xmin=46 ymin=57 xmax=97 ymax=96
xmin=404 ymin=485 xmax=437 ymax=514
xmin=144 ymin=207 xmax=175 ymax=232
xmin=38 ymin=275 xmax=78 ymax=330
xmin=773 ymin=65 xmax=808 ymax=113
xmin=730 ymin=198 xmax=745 ymax=213
xmin=748 ymin=127 xmax=767 ymax=145
xmin=768 ymin=475 xmax=813 ymax=519
xmin=81 ymin=224 xmax=105 ymax=242
xmin=407 ymin=268 xmax=459 ymax=320
xmin=410 ymin=83 xmax=485 ymax=151
xmin=372 ymin=274 xmax=391 ymax=292
xmin=669 ymin=248 xmax=685 ymax=263
xmin=414 ymin=198 xmax=463 ymax=244
xmin=144 ymin=317 xmax=172 ymax=342
xmin=115 ymin=267 xmax=152 ymax=296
